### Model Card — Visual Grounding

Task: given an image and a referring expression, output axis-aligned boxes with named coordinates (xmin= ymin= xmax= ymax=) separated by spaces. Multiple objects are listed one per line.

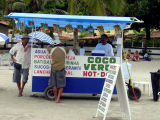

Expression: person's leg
xmin=50 ymin=69 xmax=58 ymax=101
xmin=17 ymin=82 xmax=21 ymax=96
xmin=13 ymin=67 xmax=21 ymax=96
xmin=137 ymin=56 xmax=139 ymax=61
xmin=19 ymin=82 xmax=26 ymax=96
xmin=17 ymin=82 xmax=21 ymax=91
xmin=56 ymin=69 xmax=66 ymax=103
xmin=20 ymin=68 xmax=29 ymax=96
xmin=132 ymin=57 xmax=135 ymax=61
xmin=56 ymin=88 xmax=63 ymax=103
xmin=53 ymin=86 xmax=58 ymax=101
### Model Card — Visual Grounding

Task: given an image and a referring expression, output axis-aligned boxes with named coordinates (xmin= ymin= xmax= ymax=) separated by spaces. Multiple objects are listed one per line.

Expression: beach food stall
xmin=6 ymin=13 xmax=141 ymax=97
xmin=7 ymin=13 xmax=142 ymax=120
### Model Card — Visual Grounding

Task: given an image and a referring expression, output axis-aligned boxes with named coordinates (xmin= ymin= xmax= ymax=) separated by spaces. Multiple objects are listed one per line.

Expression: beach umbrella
xmin=13 ymin=35 xmax=23 ymax=41
xmin=0 ymin=33 xmax=9 ymax=45
xmin=13 ymin=34 xmax=36 ymax=43
xmin=28 ymin=31 xmax=54 ymax=44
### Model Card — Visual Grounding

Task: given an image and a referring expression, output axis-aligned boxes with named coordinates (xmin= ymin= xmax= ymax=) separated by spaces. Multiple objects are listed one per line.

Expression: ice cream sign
xmin=31 ymin=48 xmax=120 ymax=78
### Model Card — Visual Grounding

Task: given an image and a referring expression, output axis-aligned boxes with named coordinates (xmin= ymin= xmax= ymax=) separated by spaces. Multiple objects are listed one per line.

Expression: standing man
xmin=10 ymin=34 xmax=31 ymax=96
xmin=48 ymin=39 xmax=69 ymax=103
xmin=95 ymin=34 xmax=114 ymax=57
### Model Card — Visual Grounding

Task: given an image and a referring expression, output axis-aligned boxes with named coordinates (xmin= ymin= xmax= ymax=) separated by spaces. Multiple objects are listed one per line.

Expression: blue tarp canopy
xmin=6 ymin=13 xmax=141 ymax=29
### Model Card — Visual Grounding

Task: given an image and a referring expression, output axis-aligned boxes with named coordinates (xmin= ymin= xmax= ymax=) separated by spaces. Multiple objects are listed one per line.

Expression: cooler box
xmin=91 ymin=50 xmax=105 ymax=56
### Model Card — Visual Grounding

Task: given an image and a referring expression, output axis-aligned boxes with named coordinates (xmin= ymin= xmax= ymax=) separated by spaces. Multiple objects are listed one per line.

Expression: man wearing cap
xmin=48 ymin=39 xmax=69 ymax=103
xmin=10 ymin=34 xmax=31 ymax=96
xmin=95 ymin=34 xmax=114 ymax=57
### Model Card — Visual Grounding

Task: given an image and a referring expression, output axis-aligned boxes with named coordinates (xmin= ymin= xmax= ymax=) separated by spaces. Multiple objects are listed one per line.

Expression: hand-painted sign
xmin=31 ymin=48 xmax=120 ymax=78
xmin=96 ymin=64 xmax=120 ymax=117
xmin=31 ymin=48 xmax=51 ymax=76
xmin=65 ymin=56 xmax=120 ymax=78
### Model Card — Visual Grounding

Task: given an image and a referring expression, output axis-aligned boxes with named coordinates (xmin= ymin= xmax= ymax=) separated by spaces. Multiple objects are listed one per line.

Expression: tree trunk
xmin=145 ymin=25 xmax=150 ymax=40
xmin=11 ymin=20 xmax=15 ymax=47
xmin=73 ymin=28 xmax=79 ymax=55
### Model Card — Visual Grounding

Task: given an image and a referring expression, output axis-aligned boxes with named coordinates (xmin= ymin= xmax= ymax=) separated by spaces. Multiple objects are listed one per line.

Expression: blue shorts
xmin=13 ymin=67 xmax=29 ymax=83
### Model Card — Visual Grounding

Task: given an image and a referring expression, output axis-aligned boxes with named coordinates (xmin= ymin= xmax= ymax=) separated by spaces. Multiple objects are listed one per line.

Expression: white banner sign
xmin=31 ymin=48 xmax=120 ymax=78
xmin=65 ymin=55 xmax=120 ymax=78
xmin=96 ymin=64 xmax=120 ymax=118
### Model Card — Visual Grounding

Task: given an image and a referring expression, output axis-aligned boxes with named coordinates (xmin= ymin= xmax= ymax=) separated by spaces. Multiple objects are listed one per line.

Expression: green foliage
xmin=12 ymin=2 xmax=26 ymax=12
xmin=124 ymin=37 xmax=160 ymax=48
xmin=78 ymin=31 xmax=92 ymax=38
xmin=67 ymin=0 xmax=126 ymax=16
xmin=126 ymin=0 xmax=160 ymax=39
xmin=39 ymin=0 xmax=68 ymax=14
xmin=77 ymin=1 xmax=92 ymax=15
xmin=126 ymin=0 xmax=160 ymax=29
xmin=83 ymin=39 xmax=99 ymax=47
xmin=83 ymin=0 xmax=105 ymax=15
xmin=133 ymin=29 xmax=145 ymax=35
xmin=104 ymin=0 xmax=126 ymax=16
xmin=146 ymin=38 xmax=160 ymax=47
xmin=68 ymin=0 xmax=78 ymax=15
xmin=139 ymin=48 xmax=152 ymax=56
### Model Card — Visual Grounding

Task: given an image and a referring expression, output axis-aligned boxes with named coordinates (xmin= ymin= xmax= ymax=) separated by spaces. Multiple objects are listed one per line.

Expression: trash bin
xmin=150 ymin=71 xmax=160 ymax=101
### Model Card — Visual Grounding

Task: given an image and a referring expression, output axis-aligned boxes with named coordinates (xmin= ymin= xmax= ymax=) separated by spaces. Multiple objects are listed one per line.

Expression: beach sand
xmin=0 ymin=60 xmax=160 ymax=120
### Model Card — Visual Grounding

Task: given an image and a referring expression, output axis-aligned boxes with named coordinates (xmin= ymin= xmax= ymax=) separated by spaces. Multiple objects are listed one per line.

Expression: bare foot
xmin=54 ymin=97 xmax=57 ymax=102
xmin=18 ymin=94 xmax=22 ymax=97
xmin=18 ymin=89 xmax=23 ymax=97
xmin=55 ymin=99 xmax=60 ymax=103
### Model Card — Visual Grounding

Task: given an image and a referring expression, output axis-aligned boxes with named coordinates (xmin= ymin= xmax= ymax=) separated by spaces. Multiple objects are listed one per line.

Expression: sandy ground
xmin=0 ymin=60 xmax=160 ymax=120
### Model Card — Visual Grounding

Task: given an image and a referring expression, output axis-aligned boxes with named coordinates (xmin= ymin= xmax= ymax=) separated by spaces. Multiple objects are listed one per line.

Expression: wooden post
xmin=73 ymin=28 xmax=79 ymax=55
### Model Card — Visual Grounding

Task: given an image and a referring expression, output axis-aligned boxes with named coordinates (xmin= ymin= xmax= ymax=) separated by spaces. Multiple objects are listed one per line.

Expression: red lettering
xmin=34 ymin=55 xmax=38 ymax=58
xmin=101 ymin=72 xmax=105 ymax=77
xmin=73 ymin=56 xmax=75 ymax=60
xmin=83 ymin=71 xmax=87 ymax=76
xmin=100 ymin=101 xmax=106 ymax=107
xmin=110 ymin=65 xmax=116 ymax=70
xmin=105 ymin=83 xmax=110 ymax=88
xmin=66 ymin=71 xmax=72 ymax=75
xmin=93 ymin=71 xmax=97 ymax=77
xmin=34 ymin=70 xmax=50 ymax=74
xmin=66 ymin=56 xmax=76 ymax=60
xmin=88 ymin=71 xmax=92 ymax=76
xmin=34 ymin=55 xmax=51 ymax=59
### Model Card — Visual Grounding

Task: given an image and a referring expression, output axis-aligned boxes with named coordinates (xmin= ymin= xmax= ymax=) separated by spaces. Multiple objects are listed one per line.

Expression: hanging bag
xmin=14 ymin=62 xmax=22 ymax=69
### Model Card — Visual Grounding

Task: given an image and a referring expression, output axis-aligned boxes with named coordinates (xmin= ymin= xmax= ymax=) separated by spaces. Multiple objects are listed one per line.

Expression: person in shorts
xmin=133 ymin=50 xmax=140 ymax=61
xmin=48 ymin=39 xmax=69 ymax=103
xmin=10 ymin=34 xmax=31 ymax=96
xmin=126 ymin=49 xmax=132 ymax=61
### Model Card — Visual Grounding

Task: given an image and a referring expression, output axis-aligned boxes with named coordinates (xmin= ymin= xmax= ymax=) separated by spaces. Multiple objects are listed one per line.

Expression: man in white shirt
xmin=10 ymin=34 xmax=31 ymax=97
xmin=95 ymin=34 xmax=114 ymax=57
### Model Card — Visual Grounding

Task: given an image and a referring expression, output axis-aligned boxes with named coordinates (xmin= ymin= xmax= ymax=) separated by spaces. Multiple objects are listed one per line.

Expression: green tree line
xmin=0 ymin=0 xmax=160 ymax=49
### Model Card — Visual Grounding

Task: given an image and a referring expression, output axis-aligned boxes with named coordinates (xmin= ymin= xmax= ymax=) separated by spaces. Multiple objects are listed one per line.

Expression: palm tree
xmin=1 ymin=0 xmax=26 ymax=44
xmin=24 ymin=0 xmax=52 ymax=12
xmin=12 ymin=2 xmax=26 ymax=12
xmin=68 ymin=0 xmax=126 ymax=16
xmin=41 ymin=0 xmax=68 ymax=14
xmin=0 ymin=0 xmax=6 ymax=17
